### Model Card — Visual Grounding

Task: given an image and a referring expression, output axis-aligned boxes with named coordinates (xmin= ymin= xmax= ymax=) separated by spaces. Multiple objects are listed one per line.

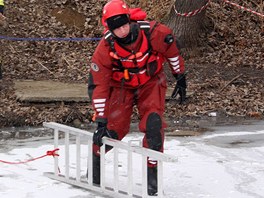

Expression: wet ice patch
xmin=203 ymin=130 xmax=264 ymax=148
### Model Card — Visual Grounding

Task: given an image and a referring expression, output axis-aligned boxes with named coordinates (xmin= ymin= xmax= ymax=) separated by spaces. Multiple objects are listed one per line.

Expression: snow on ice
xmin=1 ymin=121 xmax=264 ymax=198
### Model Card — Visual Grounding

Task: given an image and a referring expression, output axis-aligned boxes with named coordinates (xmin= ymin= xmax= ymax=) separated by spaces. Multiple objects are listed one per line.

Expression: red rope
xmin=0 ymin=148 xmax=59 ymax=165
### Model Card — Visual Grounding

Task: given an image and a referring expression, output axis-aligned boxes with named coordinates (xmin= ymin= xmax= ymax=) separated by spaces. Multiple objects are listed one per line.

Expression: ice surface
xmin=1 ymin=123 xmax=264 ymax=198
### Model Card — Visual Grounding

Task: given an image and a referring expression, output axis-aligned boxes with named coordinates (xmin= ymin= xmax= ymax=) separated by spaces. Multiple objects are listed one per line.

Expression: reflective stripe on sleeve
xmin=93 ymin=98 xmax=106 ymax=117
xmin=168 ymin=56 xmax=181 ymax=73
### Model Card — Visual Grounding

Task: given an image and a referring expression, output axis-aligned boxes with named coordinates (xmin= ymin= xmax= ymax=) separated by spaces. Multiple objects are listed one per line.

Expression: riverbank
xmin=1 ymin=0 xmax=263 ymax=128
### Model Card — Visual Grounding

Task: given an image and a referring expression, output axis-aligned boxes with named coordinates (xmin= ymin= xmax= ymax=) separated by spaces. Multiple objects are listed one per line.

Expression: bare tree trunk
xmin=166 ymin=0 xmax=208 ymax=50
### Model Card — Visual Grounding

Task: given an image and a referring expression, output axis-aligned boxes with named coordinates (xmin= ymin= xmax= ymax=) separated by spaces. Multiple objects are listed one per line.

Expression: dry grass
xmin=126 ymin=0 xmax=173 ymax=21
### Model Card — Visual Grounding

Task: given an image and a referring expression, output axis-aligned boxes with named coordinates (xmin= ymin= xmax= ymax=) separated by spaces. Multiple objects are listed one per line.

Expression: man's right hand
xmin=93 ymin=122 xmax=108 ymax=147
xmin=93 ymin=122 xmax=118 ymax=147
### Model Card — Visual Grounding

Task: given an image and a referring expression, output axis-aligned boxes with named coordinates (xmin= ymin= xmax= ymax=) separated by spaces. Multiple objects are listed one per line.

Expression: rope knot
xmin=46 ymin=148 xmax=59 ymax=157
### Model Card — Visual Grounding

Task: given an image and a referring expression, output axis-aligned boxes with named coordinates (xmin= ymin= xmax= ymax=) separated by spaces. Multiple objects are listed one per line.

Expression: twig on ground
xmin=9 ymin=44 xmax=16 ymax=53
xmin=34 ymin=59 xmax=53 ymax=74
xmin=219 ymin=74 xmax=242 ymax=92
xmin=62 ymin=56 xmax=72 ymax=67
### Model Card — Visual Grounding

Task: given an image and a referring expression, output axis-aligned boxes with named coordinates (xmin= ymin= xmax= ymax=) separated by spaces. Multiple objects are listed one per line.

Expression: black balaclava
xmin=115 ymin=23 xmax=139 ymax=45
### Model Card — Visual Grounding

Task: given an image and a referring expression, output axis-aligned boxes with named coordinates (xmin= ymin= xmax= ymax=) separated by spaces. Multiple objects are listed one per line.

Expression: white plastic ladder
xmin=43 ymin=122 xmax=177 ymax=198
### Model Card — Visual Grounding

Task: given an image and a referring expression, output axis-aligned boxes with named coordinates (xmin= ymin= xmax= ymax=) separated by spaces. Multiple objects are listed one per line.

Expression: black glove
xmin=171 ymin=73 xmax=187 ymax=104
xmin=93 ymin=122 xmax=118 ymax=147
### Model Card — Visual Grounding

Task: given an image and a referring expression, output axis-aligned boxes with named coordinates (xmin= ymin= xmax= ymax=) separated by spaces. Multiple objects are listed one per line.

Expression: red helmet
xmin=102 ymin=0 xmax=130 ymax=28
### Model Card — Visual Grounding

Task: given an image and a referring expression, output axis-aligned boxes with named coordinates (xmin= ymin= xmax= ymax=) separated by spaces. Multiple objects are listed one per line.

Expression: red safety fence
xmin=173 ymin=0 xmax=264 ymax=18
xmin=174 ymin=0 xmax=211 ymax=17
xmin=223 ymin=0 xmax=264 ymax=18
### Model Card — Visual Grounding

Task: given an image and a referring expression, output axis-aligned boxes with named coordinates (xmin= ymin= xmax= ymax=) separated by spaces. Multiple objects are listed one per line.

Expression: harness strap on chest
xmin=104 ymin=21 xmax=158 ymax=80
xmin=104 ymin=21 xmax=153 ymax=57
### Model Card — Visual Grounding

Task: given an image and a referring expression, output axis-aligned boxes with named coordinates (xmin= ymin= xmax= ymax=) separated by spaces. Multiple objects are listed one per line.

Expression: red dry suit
xmin=88 ymin=20 xmax=185 ymax=157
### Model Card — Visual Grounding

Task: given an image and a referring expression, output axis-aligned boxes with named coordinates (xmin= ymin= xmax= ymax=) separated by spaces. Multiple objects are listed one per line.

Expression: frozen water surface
xmin=1 ymin=121 xmax=264 ymax=198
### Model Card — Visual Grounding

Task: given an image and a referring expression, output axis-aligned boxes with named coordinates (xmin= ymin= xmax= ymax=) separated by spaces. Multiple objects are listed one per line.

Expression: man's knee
xmin=146 ymin=113 xmax=162 ymax=151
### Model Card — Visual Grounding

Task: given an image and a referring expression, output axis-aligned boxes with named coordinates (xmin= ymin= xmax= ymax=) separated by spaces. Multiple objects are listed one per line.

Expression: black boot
xmin=86 ymin=153 xmax=101 ymax=185
xmin=147 ymin=166 xmax=158 ymax=196
xmin=93 ymin=153 xmax=101 ymax=185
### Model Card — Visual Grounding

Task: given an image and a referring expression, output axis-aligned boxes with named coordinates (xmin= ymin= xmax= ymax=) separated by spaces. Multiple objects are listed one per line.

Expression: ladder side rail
xmin=103 ymin=138 xmax=177 ymax=162
xmin=65 ymin=131 xmax=70 ymax=179
xmin=44 ymin=122 xmax=93 ymax=137
xmin=43 ymin=173 xmax=133 ymax=198
xmin=158 ymin=160 xmax=163 ymax=198
xmin=127 ymin=143 xmax=133 ymax=196
xmin=114 ymin=147 xmax=119 ymax=192
xmin=87 ymin=138 xmax=93 ymax=185
xmin=100 ymin=144 xmax=106 ymax=190
xmin=142 ymin=155 xmax=148 ymax=198
xmin=76 ymin=134 xmax=81 ymax=182
xmin=54 ymin=128 xmax=59 ymax=176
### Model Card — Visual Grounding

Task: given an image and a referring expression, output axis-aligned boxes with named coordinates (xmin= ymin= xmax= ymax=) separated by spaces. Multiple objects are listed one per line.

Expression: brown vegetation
xmin=0 ymin=0 xmax=263 ymax=128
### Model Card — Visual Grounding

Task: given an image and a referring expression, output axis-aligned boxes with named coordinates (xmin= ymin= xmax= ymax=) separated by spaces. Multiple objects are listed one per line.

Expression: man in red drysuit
xmin=88 ymin=0 xmax=187 ymax=195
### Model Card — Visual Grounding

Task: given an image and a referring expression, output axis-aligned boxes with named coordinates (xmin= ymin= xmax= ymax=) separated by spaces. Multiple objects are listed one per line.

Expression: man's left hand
xmin=171 ymin=73 xmax=187 ymax=104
